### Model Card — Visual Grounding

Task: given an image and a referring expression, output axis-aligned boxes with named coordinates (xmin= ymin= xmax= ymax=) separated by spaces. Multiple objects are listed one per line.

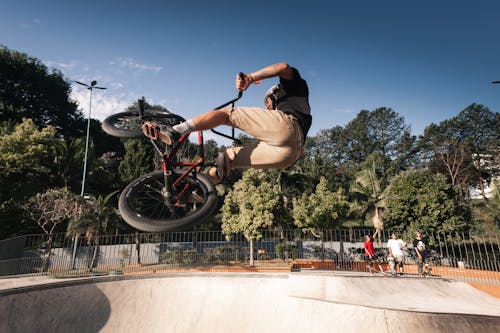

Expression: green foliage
xmin=292 ymin=177 xmax=350 ymax=233
xmin=118 ymin=138 xmax=155 ymax=183
xmin=221 ymin=169 xmax=280 ymax=241
xmin=382 ymin=169 xmax=473 ymax=235
xmin=66 ymin=191 xmax=120 ymax=238
xmin=274 ymin=243 xmax=298 ymax=260
xmin=203 ymin=245 xmax=249 ymax=263
xmin=159 ymin=249 xmax=197 ymax=265
xmin=0 ymin=46 xmax=84 ymax=138
xmin=349 ymin=153 xmax=387 ymax=223
xmin=0 ymin=200 xmax=38 ymax=239
xmin=0 ymin=118 xmax=59 ymax=201
xmin=418 ymin=103 xmax=500 ymax=197
xmin=483 ymin=179 xmax=500 ymax=229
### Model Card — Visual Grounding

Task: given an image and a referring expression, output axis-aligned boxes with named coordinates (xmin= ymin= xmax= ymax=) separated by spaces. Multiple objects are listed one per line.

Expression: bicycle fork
xmin=160 ymin=161 xmax=176 ymax=210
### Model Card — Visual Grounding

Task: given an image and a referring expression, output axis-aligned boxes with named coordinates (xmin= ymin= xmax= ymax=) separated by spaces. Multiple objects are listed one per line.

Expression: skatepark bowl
xmin=1 ymin=272 xmax=500 ymax=333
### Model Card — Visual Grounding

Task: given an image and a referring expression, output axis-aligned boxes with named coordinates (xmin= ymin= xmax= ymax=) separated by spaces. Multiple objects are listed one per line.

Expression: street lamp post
xmin=74 ymin=80 xmax=106 ymax=197
xmin=71 ymin=80 xmax=106 ymax=270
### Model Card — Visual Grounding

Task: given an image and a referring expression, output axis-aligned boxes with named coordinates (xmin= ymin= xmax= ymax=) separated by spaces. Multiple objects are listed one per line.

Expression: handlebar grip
xmin=137 ymin=97 xmax=145 ymax=117
xmin=237 ymin=72 xmax=245 ymax=97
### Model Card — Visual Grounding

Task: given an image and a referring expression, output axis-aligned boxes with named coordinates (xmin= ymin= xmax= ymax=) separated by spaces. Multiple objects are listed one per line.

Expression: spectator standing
xmin=387 ymin=232 xmax=406 ymax=276
xmin=413 ymin=230 xmax=429 ymax=277
xmin=364 ymin=235 xmax=385 ymax=275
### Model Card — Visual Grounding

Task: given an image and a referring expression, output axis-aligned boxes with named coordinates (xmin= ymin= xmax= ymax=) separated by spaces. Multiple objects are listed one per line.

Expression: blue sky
xmin=1 ymin=0 xmax=499 ymax=144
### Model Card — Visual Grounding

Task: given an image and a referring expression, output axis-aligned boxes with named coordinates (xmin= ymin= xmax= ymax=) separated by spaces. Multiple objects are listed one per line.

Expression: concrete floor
xmin=1 ymin=272 xmax=500 ymax=333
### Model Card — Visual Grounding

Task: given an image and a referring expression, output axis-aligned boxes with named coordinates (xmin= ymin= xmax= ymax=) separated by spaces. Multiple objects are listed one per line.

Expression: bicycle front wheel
xmin=102 ymin=110 xmax=185 ymax=138
xmin=118 ymin=170 xmax=218 ymax=232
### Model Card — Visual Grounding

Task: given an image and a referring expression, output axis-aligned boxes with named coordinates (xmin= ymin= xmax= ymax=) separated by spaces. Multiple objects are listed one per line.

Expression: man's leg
xmin=191 ymin=108 xmax=232 ymax=130
xmin=417 ymin=256 xmax=424 ymax=276
xmin=366 ymin=258 xmax=373 ymax=274
xmin=153 ymin=108 xmax=233 ymax=145
xmin=208 ymin=148 xmax=235 ymax=185
xmin=397 ymin=257 xmax=404 ymax=275
xmin=388 ymin=256 xmax=395 ymax=275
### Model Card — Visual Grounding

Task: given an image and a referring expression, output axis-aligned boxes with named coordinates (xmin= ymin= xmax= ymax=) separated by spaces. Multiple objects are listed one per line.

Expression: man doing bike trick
xmin=142 ymin=62 xmax=312 ymax=184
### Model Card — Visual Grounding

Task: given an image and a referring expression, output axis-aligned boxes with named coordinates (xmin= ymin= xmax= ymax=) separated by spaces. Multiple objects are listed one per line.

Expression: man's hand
xmin=142 ymin=121 xmax=160 ymax=140
xmin=235 ymin=73 xmax=261 ymax=91
xmin=235 ymin=73 xmax=252 ymax=91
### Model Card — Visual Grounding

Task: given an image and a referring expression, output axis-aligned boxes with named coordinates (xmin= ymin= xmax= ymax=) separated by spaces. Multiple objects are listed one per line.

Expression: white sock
xmin=173 ymin=119 xmax=196 ymax=135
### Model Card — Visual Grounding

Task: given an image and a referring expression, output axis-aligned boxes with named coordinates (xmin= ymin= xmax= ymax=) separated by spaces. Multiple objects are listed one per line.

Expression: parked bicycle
xmin=102 ymin=90 xmax=244 ymax=232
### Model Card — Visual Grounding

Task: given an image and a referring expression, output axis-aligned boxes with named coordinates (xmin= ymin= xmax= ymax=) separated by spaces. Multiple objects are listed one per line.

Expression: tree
xmin=23 ymin=188 xmax=82 ymax=271
xmin=118 ymin=138 xmax=156 ymax=184
xmin=66 ymin=191 xmax=120 ymax=270
xmin=0 ymin=46 xmax=84 ymax=138
xmin=0 ymin=118 xmax=58 ymax=202
xmin=483 ymin=179 xmax=500 ymax=229
xmin=418 ymin=104 xmax=499 ymax=198
xmin=368 ymin=107 xmax=414 ymax=160
xmin=418 ymin=122 xmax=472 ymax=196
xmin=302 ymin=108 xmax=416 ymax=194
xmin=299 ymin=127 xmax=353 ymax=192
xmin=221 ymin=169 xmax=281 ymax=266
xmin=382 ymin=169 xmax=473 ymax=237
xmin=344 ymin=110 xmax=373 ymax=163
xmin=349 ymin=153 xmax=386 ymax=224
xmin=292 ymin=176 xmax=349 ymax=236
xmin=454 ymin=104 xmax=500 ymax=198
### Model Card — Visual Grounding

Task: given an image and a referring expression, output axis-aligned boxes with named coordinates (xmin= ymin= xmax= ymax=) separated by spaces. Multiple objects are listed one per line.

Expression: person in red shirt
xmin=364 ymin=235 xmax=385 ymax=275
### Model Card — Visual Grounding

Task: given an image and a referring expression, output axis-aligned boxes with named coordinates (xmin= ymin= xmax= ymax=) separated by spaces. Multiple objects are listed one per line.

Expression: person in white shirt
xmin=387 ymin=232 xmax=406 ymax=276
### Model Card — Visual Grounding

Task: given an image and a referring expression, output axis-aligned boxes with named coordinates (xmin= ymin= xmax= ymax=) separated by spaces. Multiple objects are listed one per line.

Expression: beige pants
xmin=228 ymin=106 xmax=304 ymax=169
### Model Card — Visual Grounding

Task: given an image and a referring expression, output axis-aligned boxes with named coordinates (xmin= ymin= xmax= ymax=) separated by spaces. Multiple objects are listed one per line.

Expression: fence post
xmin=71 ymin=236 xmax=79 ymax=270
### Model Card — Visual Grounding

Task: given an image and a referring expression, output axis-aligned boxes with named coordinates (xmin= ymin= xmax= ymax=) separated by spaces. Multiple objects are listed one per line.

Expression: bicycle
xmin=102 ymin=88 xmax=244 ymax=232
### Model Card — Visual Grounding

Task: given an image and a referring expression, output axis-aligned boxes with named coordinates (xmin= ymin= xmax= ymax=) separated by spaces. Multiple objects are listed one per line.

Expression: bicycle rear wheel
xmin=102 ymin=110 xmax=185 ymax=138
xmin=118 ymin=170 xmax=218 ymax=232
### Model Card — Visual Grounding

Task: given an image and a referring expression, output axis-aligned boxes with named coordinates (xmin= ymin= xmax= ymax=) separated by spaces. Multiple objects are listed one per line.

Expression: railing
xmin=0 ymin=229 xmax=499 ymax=285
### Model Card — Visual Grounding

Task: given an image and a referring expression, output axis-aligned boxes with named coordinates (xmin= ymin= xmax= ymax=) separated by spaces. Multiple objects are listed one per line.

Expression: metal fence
xmin=0 ymin=228 xmax=499 ymax=285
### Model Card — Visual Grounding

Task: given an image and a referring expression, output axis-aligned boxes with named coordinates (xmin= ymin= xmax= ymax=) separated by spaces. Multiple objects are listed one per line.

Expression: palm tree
xmin=349 ymin=158 xmax=383 ymax=226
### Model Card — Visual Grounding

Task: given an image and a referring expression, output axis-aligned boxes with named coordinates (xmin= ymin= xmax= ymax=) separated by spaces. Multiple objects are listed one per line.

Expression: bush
xmin=275 ymin=243 xmax=298 ymax=260
xmin=203 ymin=245 xmax=248 ymax=264
xmin=159 ymin=249 xmax=197 ymax=266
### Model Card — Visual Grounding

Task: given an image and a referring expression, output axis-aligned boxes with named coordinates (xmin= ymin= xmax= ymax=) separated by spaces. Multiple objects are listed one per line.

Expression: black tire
xmin=102 ymin=110 xmax=185 ymax=138
xmin=118 ymin=170 xmax=218 ymax=232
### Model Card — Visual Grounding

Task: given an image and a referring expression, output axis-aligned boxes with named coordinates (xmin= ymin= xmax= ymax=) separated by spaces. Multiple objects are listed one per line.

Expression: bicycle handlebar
xmin=213 ymin=72 xmax=245 ymax=110
xmin=210 ymin=72 xmax=246 ymax=144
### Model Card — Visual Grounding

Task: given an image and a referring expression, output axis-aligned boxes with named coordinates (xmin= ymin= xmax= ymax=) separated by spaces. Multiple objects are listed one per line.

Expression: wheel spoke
xmin=119 ymin=169 xmax=216 ymax=232
xmin=128 ymin=173 xmax=209 ymax=220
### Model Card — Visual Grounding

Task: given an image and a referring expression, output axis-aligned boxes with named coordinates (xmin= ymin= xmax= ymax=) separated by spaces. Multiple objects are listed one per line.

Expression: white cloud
xmin=338 ymin=108 xmax=355 ymax=114
xmin=110 ymin=57 xmax=162 ymax=73
xmin=19 ymin=18 xmax=41 ymax=29
xmin=70 ymin=89 xmax=133 ymax=121
xmin=45 ymin=60 xmax=79 ymax=70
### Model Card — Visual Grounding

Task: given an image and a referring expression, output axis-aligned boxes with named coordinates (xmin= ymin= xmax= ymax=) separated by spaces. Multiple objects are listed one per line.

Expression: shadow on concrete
xmin=1 ymin=282 xmax=111 ymax=333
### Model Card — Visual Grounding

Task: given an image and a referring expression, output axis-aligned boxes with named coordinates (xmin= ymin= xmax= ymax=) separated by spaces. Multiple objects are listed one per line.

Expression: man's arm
xmin=250 ymin=62 xmax=293 ymax=81
xmin=236 ymin=62 xmax=293 ymax=91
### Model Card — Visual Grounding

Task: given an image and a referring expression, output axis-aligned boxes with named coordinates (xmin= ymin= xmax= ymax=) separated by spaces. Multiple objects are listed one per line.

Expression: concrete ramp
xmin=1 ymin=273 xmax=500 ymax=333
